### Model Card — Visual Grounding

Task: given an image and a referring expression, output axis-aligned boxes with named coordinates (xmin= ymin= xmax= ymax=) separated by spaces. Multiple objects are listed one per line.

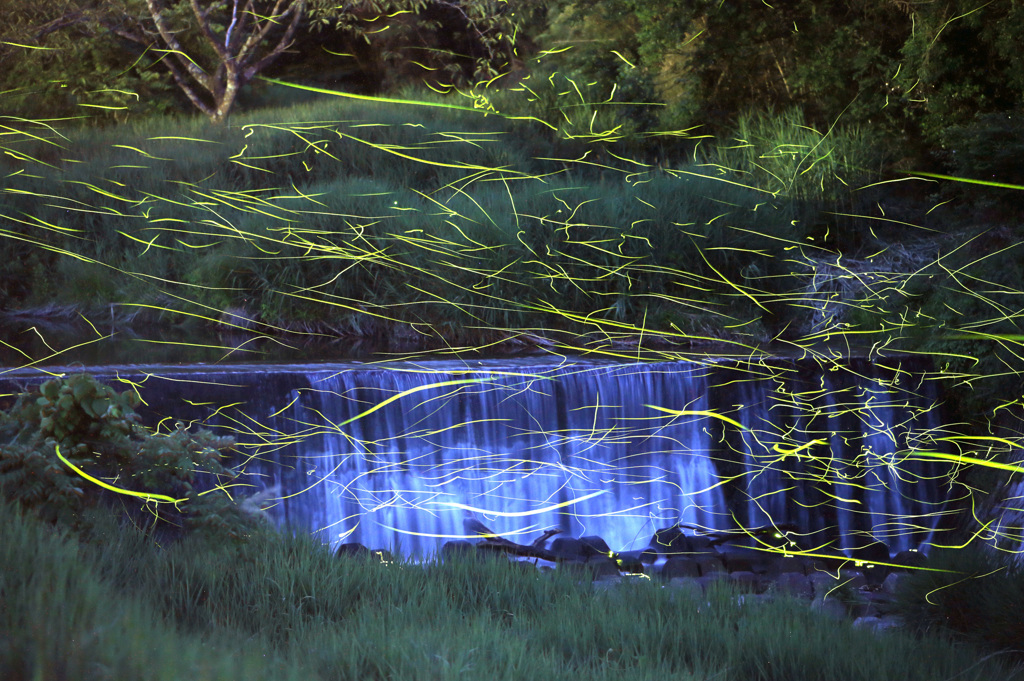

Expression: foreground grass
xmin=1 ymin=501 xmax=1019 ymax=681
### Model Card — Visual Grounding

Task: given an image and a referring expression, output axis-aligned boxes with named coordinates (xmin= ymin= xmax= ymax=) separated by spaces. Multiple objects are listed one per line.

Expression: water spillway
xmin=2 ymin=356 xmax=953 ymax=557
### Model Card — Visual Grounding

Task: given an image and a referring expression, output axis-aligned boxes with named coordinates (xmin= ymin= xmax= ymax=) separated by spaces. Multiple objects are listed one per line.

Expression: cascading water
xmin=274 ymin=361 xmax=727 ymax=556
xmin=0 ymin=355 xmax=953 ymax=557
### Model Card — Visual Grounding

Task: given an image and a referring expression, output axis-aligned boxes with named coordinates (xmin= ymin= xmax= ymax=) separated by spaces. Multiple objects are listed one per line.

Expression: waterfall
xmin=1 ymin=356 xmax=952 ymax=557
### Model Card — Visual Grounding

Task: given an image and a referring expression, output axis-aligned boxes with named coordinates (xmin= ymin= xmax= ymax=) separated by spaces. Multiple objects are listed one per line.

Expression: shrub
xmin=0 ymin=373 xmax=255 ymax=538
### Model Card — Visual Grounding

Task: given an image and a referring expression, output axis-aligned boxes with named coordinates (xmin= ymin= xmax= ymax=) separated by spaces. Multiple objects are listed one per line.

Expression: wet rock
xmin=440 ymin=541 xmax=477 ymax=560
xmin=619 ymin=548 xmax=658 ymax=565
xmin=580 ymin=535 xmax=613 ymax=558
xmin=335 ymin=542 xmax=371 ymax=558
xmin=550 ymin=537 xmax=587 ymax=561
xmin=661 ymin=557 xmax=701 ymax=580
xmin=892 ymin=549 xmax=928 ymax=571
xmin=650 ymin=526 xmax=690 ymax=555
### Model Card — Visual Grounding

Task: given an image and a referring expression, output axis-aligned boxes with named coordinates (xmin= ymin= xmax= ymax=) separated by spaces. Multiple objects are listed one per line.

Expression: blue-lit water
xmin=1 ymin=356 xmax=951 ymax=557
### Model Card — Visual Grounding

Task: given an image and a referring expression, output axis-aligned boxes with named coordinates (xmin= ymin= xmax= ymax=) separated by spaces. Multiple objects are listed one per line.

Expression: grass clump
xmin=892 ymin=545 xmax=1024 ymax=666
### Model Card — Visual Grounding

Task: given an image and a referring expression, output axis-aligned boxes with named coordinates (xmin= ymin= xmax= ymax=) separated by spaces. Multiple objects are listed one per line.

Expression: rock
xmin=697 ymin=573 xmax=728 ymax=591
xmin=650 ymin=526 xmax=690 ymax=555
xmin=852 ymin=616 xmax=881 ymax=630
xmin=852 ymin=615 xmax=902 ymax=633
xmin=811 ymin=596 xmax=848 ymax=620
xmin=580 ymin=535 xmax=613 ymax=559
xmin=440 ymin=541 xmax=476 ymax=560
xmin=735 ymin=593 xmax=773 ymax=607
xmin=338 ymin=543 xmax=396 ymax=564
xmin=838 ymin=568 xmax=867 ymax=590
xmin=335 ymin=542 xmax=371 ymax=558
xmin=667 ymin=577 xmax=704 ymax=601
xmin=687 ymin=535 xmax=714 ymax=555
xmin=848 ymin=598 xmax=880 ymax=619
xmin=718 ymin=549 xmax=756 ymax=573
xmin=550 ymin=537 xmax=587 ymax=561
xmin=729 ymin=571 xmax=764 ymax=593
xmin=808 ymin=572 xmax=839 ymax=599
xmin=892 ymin=549 xmax=928 ymax=571
xmin=614 ymin=554 xmax=647 ymax=575
xmin=586 ymin=555 xmax=620 ymax=579
xmin=661 ymin=557 xmax=701 ymax=580
xmin=882 ymin=572 xmax=905 ymax=595
xmin=619 ymin=548 xmax=658 ymax=565
xmin=774 ymin=555 xmax=808 ymax=576
xmin=558 ymin=560 xmax=592 ymax=580
xmin=773 ymin=572 xmax=814 ymax=599
xmin=810 ymin=548 xmax=851 ymax=572
xmin=697 ymin=556 xmax=726 ymax=576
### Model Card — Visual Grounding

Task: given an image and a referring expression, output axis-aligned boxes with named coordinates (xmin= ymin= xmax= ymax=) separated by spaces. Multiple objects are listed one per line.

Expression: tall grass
xmin=2 ymin=499 xmax=1020 ymax=681
xmin=0 ymin=90 xmax=886 ymax=347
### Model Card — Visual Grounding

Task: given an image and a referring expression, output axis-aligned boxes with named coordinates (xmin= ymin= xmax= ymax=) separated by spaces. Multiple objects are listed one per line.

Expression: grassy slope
xmin=0 ymin=91 xmax=913 ymax=356
xmin=2 ymin=500 xmax=1020 ymax=681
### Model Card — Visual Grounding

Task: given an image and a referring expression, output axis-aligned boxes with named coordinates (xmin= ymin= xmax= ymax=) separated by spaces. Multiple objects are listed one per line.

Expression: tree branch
xmin=188 ymin=0 xmax=229 ymax=61
xmin=144 ymin=0 xmax=213 ymax=93
xmin=245 ymin=0 xmax=305 ymax=78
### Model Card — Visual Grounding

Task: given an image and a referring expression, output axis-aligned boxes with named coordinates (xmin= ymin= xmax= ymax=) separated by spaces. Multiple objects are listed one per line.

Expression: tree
xmin=101 ymin=0 xmax=307 ymax=124
xmin=2 ymin=0 xmax=526 ymax=124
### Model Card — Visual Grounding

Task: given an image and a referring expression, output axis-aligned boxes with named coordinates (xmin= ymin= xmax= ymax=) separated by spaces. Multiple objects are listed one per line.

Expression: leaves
xmin=1 ymin=373 xmax=246 ymax=536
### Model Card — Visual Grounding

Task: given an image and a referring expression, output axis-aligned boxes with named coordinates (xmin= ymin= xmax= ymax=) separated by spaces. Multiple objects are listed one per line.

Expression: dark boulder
xmin=661 ymin=557 xmax=701 ymax=580
xmin=649 ymin=526 xmax=690 ymax=555
xmin=550 ymin=537 xmax=587 ymax=561
xmin=579 ymin=535 xmax=613 ymax=558
xmin=586 ymin=555 xmax=620 ymax=579
xmin=618 ymin=548 xmax=658 ymax=565
xmin=892 ymin=549 xmax=928 ymax=571
xmin=441 ymin=541 xmax=477 ymax=560
xmin=697 ymin=556 xmax=726 ymax=576
xmin=335 ymin=542 xmax=371 ymax=558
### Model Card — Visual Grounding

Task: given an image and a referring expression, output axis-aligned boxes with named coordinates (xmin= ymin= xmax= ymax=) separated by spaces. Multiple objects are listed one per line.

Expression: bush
xmin=0 ymin=373 xmax=255 ymax=538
